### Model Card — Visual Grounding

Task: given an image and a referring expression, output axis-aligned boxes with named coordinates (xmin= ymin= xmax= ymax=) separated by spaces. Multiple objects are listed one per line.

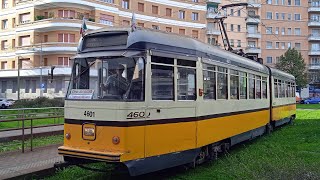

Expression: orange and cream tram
xmin=58 ymin=28 xmax=296 ymax=176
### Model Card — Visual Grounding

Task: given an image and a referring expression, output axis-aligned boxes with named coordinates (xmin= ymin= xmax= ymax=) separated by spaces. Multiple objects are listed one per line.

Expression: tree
xmin=275 ymin=48 xmax=308 ymax=89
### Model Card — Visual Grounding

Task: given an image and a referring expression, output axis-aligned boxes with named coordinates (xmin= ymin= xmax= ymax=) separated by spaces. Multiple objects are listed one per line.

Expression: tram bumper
xmin=58 ymin=146 xmax=122 ymax=162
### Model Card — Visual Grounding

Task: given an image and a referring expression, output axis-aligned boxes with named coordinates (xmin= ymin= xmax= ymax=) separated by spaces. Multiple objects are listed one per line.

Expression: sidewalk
xmin=0 ymin=144 xmax=63 ymax=180
xmin=0 ymin=125 xmax=64 ymax=142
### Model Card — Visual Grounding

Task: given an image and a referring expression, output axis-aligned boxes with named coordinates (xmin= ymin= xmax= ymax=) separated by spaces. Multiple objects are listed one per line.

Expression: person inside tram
xmin=101 ymin=64 xmax=129 ymax=97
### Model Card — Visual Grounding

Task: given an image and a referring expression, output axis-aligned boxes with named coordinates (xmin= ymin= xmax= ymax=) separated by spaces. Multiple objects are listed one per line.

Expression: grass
xmin=45 ymin=110 xmax=320 ymax=180
xmin=0 ymin=117 xmax=64 ymax=130
xmin=0 ymin=135 xmax=63 ymax=153
xmin=297 ymin=104 xmax=320 ymax=109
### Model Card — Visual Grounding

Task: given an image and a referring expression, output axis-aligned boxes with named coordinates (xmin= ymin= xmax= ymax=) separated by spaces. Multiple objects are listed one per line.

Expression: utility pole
xmin=39 ymin=35 xmax=43 ymax=97
xmin=17 ymin=57 xmax=20 ymax=100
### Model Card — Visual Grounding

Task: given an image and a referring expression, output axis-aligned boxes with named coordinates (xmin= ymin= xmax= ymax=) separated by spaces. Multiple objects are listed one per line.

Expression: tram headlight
xmin=65 ymin=133 xmax=71 ymax=140
xmin=112 ymin=136 xmax=120 ymax=145
xmin=84 ymin=127 xmax=95 ymax=136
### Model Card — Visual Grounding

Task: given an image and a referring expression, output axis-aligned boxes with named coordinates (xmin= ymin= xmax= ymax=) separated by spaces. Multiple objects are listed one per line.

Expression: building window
xmin=58 ymin=10 xmax=75 ymax=18
xmin=288 ymin=0 xmax=291 ymax=5
xmin=58 ymin=57 xmax=69 ymax=66
xmin=237 ymin=10 xmax=241 ymax=16
xmin=237 ymin=40 xmax=241 ymax=47
xmin=179 ymin=10 xmax=185 ymax=19
xmin=166 ymin=27 xmax=172 ymax=32
xmin=230 ymin=39 xmax=234 ymax=47
xmin=2 ymin=0 xmax=8 ymax=9
xmin=237 ymin=25 xmax=241 ymax=32
xmin=288 ymin=14 xmax=291 ymax=20
xmin=266 ymin=27 xmax=272 ymax=34
xmin=1 ymin=81 xmax=7 ymax=93
xmin=295 ymin=43 xmax=301 ymax=50
xmin=294 ymin=28 xmax=301 ymax=35
xmin=12 ymin=80 xmax=17 ymax=93
xmin=152 ymin=5 xmax=158 ymax=15
xmin=295 ymin=0 xmax=300 ymax=6
xmin=281 ymin=13 xmax=285 ymax=20
xmin=12 ymin=61 xmax=15 ymax=69
xmin=281 ymin=42 xmax=285 ymax=49
xmin=281 ymin=28 xmax=285 ymax=35
xmin=166 ymin=8 xmax=172 ymax=17
xmin=1 ymin=61 xmax=7 ymax=69
xmin=122 ymin=20 xmax=130 ymax=26
xmin=19 ymin=35 xmax=30 ymax=46
xmin=152 ymin=25 xmax=159 ymax=30
xmin=100 ymin=14 xmax=114 ymax=26
xmin=287 ymin=28 xmax=292 ymax=35
xmin=275 ymin=27 xmax=279 ymax=34
xmin=2 ymin=19 xmax=8 ymax=29
xmin=192 ymin=12 xmax=198 ymax=21
xmin=43 ymin=35 xmax=48 ymax=42
xmin=12 ymin=18 xmax=15 ymax=28
xmin=137 ymin=22 xmax=144 ymax=27
xmin=19 ymin=13 xmax=31 ymax=24
xmin=275 ymin=0 xmax=279 ymax=5
xmin=294 ymin=14 xmax=301 ymax=21
xmin=179 ymin=29 xmax=185 ymax=35
xmin=276 ymin=57 xmax=280 ymax=63
xmin=1 ymin=40 xmax=8 ymax=50
xmin=231 ymin=24 xmax=234 ymax=31
xmin=275 ymin=13 xmax=279 ymax=20
xmin=276 ymin=42 xmax=279 ymax=49
xmin=230 ymin=9 xmax=234 ymax=16
xmin=266 ymin=12 xmax=272 ymax=19
xmin=267 ymin=57 xmax=272 ymax=64
xmin=25 ymin=80 xmax=30 ymax=93
xmin=58 ymin=34 xmax=75 ymax=43
xmin=122 ymin=0 xmax=129 ymax=9
xmin=266 ymin=41 xmax=272 ymax=49
xmin=288 ymin=42 xmax=291 ymax=48
xmin=267 ymin=0 xmax=272 ymax=4
xmin=138 ymin=3 xmax=144 ymax=12
xmin=192 ymin=30 xmax=198 ymax=39
xmin=32 ymin=80 xmax=36 ymax=93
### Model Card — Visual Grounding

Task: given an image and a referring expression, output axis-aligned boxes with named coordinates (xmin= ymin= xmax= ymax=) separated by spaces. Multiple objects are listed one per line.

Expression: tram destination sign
xmin=68 ymin=89 xmax=94 ymax=99
xmin=83 ymin=33 xmax=128 ymax=50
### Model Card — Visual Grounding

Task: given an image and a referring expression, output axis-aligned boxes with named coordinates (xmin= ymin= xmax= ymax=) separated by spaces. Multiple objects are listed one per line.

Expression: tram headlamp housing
xmin=84 ymin=127 xmax=95 ymax=136
xmin=65 ymin=133 xmax=71 ymax=140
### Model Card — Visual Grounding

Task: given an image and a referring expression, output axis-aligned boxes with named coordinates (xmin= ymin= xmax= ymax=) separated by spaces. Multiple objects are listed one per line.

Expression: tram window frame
xmin=249 ymin=74 xmax=255 ymax=99
xmin=203 ymin=64 xmax=216 ymax=100
xmin=292 ymin=82 xmax=295 ymax=97
xmin=151 ymin=56 xmax=175 ymax=101
xmin=217 ymin=66 xmax=228 ymax=100
xmin=281 ymin=81 xmax=285 ymax=98
xmin=256 ymin=75 xmax=261 ymax=99
xmin=274 ymin=79 xmax=279 ymax=98
xmin=287 ymin=82 xmax=291 ymax=98
xmin=262 ymin=77 xmax=267 ymax=99
xmin=239 ymin=72 xmax=247 ymax=99
xmin=230 ymin=69 xmax=239 ymax=100
xmin=177 ymin=59 xmax=197 ymax=101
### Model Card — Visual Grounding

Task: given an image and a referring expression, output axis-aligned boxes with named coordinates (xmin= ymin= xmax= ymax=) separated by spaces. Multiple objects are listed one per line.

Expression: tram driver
xmin=101 ymin=64 xmax=129 ymax=97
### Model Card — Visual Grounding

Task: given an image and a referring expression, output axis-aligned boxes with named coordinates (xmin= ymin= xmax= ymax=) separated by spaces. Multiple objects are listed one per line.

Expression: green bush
xmin=35 ymin=15 xmax=45 ymax=21
xmin=12 ymin=97 xmax=64 ymax=108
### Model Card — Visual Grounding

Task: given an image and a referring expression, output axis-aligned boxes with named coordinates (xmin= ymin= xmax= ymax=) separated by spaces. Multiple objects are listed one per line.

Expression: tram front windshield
xmin=67 ymin=56 xmax=145 ymax=101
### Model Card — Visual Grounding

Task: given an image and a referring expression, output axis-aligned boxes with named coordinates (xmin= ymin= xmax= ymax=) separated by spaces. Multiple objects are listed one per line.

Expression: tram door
xmin=145 ymin=55 xmax=197 ymax=157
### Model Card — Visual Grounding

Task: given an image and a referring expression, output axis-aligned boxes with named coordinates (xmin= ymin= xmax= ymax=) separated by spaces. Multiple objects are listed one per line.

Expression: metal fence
xmin=0 ymin=107 xmax=64 ymax=153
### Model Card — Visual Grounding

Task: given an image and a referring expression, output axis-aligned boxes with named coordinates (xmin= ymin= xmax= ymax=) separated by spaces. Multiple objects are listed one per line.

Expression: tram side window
xmin=151 ymin=56 xmax=174 ymax=100
xmin=256 ymin=75 xmax=261 ymax=99
xmin=249 ymin=74 xmax=255 ymax=99
xmin=177 ymin=64 xmax=196 ymax=100
xmin=240 ymin=72 xmax=247 ymax=99
xmin=281 ymin=81 xmax=285 ymax=98
xmin=203 ymin=64 xmax=216 ymax=100
xmin=287 ymin=82 xmax=291 ymax=98
xmin=262 ymin=77 xmax=267 ymax=99
xmin=274 ymin=79 xmax=279 ymax=98
xmin=292 ymin=83 xmax=296 ymax=97
xmin=230 ymin=69 xmax=239 ymax=99
xmin=217 ymin=66 xmax=228 ymax=99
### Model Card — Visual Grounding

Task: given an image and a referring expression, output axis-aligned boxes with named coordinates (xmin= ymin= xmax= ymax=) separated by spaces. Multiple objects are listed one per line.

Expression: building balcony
xmin=246 ymin=32 xmax=261 ymax=39
xmin=207 ymin=0 xmax=222 ymax=3
xmin=309 ymin=34 xmax=320 ymax=41
xmin=245 ymin=47 xmax=261 ymax=54
xmin=308 ymin=20 xmax=320 ymax=27
xmin=308 ymin=5 xmax=320 ymax=12
xmin=247 ymin=0 xmax=261 ymax=8
xmin=15 ymin=17 xmax=104 ymax=32
xmin=246 ymin=15 xmax=260 ymax=24
xmin=309 ymin=64 xmax=320 ymax=70
xmin=309 ymin=50 xmax=320 ymax=55
xmin=15 ymin=42 xmax=78 ymax=55
xmin=206 ymin=29 xmax=220 ymax=35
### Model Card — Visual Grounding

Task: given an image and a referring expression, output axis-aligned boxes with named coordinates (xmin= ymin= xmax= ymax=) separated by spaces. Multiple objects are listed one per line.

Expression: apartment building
xmin=206 ymin=0 xmax=262 ymax=59
xmin=0 ymin=0 xmax=207 ymax=99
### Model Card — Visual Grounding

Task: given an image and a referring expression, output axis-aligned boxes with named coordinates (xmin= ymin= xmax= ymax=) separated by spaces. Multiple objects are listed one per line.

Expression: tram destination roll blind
xmin=83 ymin=32 xmax=128 ymax=50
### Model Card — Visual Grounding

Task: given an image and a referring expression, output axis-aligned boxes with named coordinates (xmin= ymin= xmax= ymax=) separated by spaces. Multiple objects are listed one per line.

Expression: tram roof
xmin=269 ymin=67 xmax=295 ymax=81
xmin=83 ymin=27 xmax=292 ymax=76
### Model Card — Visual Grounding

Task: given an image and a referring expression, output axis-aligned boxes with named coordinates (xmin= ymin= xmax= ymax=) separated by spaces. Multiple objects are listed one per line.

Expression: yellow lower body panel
xmin=272 ymin=104 xmax=296 ymax=121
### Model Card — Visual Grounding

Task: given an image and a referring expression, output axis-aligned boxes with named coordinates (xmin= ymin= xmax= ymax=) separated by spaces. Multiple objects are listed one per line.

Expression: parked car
xmin=301 ymin=97 xmax=320 ymax=104
xmin=6 ymin=99 xmax=15 ymax=106
xmin=0 ymin=98 xmax=11 ymax=109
